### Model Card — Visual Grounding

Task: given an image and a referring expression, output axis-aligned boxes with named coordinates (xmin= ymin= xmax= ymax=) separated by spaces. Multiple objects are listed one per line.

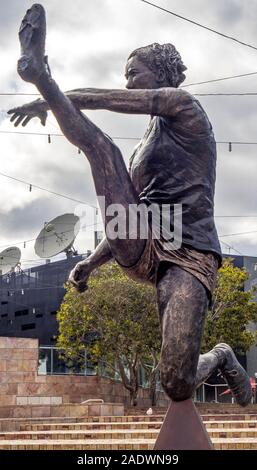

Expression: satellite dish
xmin=34 ymin=213 xmax=80 ymax=259
xmin=0 ymin=247 xmax=21 ymax=275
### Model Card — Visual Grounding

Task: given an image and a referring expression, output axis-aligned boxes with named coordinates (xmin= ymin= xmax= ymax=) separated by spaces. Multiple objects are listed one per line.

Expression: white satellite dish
xmin=0 ymin=246 xmax=21 ymax=275
xmin=34 ymin=213 xmax=80 ymax=259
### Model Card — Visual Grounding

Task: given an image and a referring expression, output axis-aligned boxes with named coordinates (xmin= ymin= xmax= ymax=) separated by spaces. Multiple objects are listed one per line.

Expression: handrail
xmin=81 ymin=399 xmax=104 ymax=404
xmin=202 ymin=382 xmax=227 ymax=387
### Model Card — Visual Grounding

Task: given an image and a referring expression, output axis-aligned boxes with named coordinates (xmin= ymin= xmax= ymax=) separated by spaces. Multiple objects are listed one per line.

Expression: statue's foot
xmin=17 ymin=4 xmax=48 ymax=83
xmin=212 ymin=343 xmax=252 ymax=407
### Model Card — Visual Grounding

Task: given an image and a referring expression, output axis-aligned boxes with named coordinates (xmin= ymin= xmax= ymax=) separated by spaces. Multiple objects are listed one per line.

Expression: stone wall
xmin=0 ymin=337 xmax=168 ymax=417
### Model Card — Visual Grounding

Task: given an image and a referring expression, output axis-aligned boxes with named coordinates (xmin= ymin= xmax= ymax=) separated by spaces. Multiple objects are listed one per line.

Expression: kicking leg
xmin=17 ymin=4 xmax=146 ymax=267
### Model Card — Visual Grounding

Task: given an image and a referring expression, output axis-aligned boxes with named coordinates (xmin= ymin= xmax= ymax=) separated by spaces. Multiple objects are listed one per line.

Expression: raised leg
xmin=17 ymin=4 xmax=146 ymax=267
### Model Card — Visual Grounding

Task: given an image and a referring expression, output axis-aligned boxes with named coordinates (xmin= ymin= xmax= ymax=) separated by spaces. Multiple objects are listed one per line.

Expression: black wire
xmin=220 ymin=230 xmax=257 ymax=238
xmin=0 ymin=171 xmax=98 ymax=209
xmin=140 ymin=0 xmax=257 ymax=51
xmin=219 ymin=240 xmax=243 ymax=255
xmin=195 ymin=93 xmax=257 ymax=96
xmin=0 ymin=93 xmax=40 ymax=96
xmin=216 ymin=215 xmax=257 ymax=218
xmin=2 ymin=89 xmax=257 ymax=97
xmin=2 ymin=130 xmax=257 ymax=146
xmin=182 ymin=72 xmax=257 ymax=88
xmin=0 ymin=222 xmax=102 ymax=250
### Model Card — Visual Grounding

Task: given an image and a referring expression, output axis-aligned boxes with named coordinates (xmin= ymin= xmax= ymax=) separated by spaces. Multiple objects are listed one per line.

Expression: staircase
xmin=0 ymin=410 xmax=257 ymax=450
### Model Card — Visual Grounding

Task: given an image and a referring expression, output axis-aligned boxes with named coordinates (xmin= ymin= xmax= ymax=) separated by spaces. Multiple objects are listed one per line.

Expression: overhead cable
xmin=140 ymin=0 xmax=257 ymax=51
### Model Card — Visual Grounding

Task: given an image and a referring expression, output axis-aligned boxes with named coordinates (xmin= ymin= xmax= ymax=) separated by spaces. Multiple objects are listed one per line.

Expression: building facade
xmin=0 ymin=255 xmax=86 ymax=345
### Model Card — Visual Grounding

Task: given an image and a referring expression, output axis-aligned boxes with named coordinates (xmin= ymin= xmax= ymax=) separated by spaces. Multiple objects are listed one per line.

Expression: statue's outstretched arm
xmin=8 ymin=87 xmax=192 ymax=127
xmin=64 ymin=87 xmax=192 ymax=117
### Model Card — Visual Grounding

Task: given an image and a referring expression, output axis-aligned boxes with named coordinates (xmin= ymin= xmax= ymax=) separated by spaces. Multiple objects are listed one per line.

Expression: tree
xmin=201 ymin=258 xmax=257 ymax=354
xmin=57 ymin=263 xmax=161 ymax=406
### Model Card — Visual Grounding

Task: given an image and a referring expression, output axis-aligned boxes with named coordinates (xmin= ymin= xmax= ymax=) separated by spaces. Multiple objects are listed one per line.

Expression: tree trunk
xmin=145 ymin=356 xmax=160 ymax=407
xmin=129 ymin=359 xmax=139 ymax=406
xmin=116 ymin=355 xmax=139 ymax=406
xmin=149 ymin=372 xmax=157 ymax=407
xmin=129 ymin=388 xmax=138 ymax=406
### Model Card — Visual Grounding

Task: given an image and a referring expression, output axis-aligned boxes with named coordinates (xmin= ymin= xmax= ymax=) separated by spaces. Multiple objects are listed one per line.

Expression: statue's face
xmin=125 ymin=55 xmax=161 ymax=89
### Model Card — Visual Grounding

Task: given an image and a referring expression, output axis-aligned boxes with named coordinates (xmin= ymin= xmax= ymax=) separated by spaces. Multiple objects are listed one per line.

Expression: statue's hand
xmin=68 ymin=259 xmax=91 ymax=293
xmin=7 ymin=98 xmax=48 ymax=127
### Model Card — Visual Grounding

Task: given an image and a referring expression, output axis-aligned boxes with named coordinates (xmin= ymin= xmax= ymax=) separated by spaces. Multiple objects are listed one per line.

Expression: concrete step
xmin=2 ymin=426 xmax=257 ymax=441
xmin=0 ymin=437 xmax=256 ymax=450
xmin=213 ymin=438 xmax=257 ymax=450
xmin=0 ymin=416 xmax=83 ymax=432
xmin=208 ymin=428 xmax=257 ymax=438
xmin=201 ymin=413 xmax=257 ymax=421
xmin=0 ymin=415 xmax=165 ymax=432
xmin=0 ymin=438 xmax=155 ymax=450
xmin=206 ymin=420 xmax=257 ymax=429
xmin=20 ymin=419 xmax=257 ymax=432
xmin=0 ymin=429 xmax=160 ymax=441
xmin=20 ymin=421 xmax=163 ymax=432
xmin=2 ymin=412 xmax=257 ymax=427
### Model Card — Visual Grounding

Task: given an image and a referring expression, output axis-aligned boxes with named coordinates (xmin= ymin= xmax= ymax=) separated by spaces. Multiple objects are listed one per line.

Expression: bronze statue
xmin=9 ymin=4 xmax=251 ymax=407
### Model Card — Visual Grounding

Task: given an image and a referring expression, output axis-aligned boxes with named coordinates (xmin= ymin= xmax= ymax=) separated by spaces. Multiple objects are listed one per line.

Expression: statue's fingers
xmin=14 ymin=115 xmax=25 ymax=127
xmin=40 ymin=113 xmax=47 ymax=126
xmin=68 ymin=277 xmax=78 ymax=288
xmin=68 ymin=275 xmax=87 ymax=293
xmin=8 ymin=107 xmax=20 ymax=115
xmin=22 ymin=116 xmax=33 ymax=127
xmin=77 ymin=282 xmax=88 ymax=293
xmin=10 ymin=112 xmax=21 ymax=122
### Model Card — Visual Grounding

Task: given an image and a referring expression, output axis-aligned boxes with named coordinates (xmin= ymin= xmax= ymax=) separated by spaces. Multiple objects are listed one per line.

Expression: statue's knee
xmin=160 ymin=368 xmax=195 ymax=401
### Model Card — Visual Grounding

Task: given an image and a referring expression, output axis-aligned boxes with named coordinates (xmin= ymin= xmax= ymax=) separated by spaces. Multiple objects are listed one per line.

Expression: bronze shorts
xmin=117 ymin=236 xmax=219 ymax=295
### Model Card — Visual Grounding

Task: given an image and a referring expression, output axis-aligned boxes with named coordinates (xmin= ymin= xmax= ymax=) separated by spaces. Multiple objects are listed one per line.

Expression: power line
xmin=219 ymin=240 xmax=243 ymax=255
xmin=1 ymin=169 xmax=257 ymax=227
xmin=182 ymin=72 xmax=257 ymax=88
xmin=195 ymin=93 xmax=257 ymax=96
xmin=0 ymin=129 xmax=63 ymax=137
xmin=2 ymin=129 xmax=257 ymax=146
xmin=2 ymin=88 xmax=257 ymax=97
xmin=0 ymin=129 xmax=140 ymax=141
xmin=140 ymin=0 xmax=257 ymax=51
xmin=0 ymin=171 xmax=98 ymax=209
xmin=217 ymin=141 xmax=257 ymax=145
xmin=0 ymin=93 xmax=40 ymax=96
xmin=2 ymin=129 xmax=257 ymax=147
xmin=0 ymin=222 xmax=102 ymax=251
xmin=216 ymin=215 xmax=257 ymax=218
xmin=220 ymin=230 xmax=257 ymax=238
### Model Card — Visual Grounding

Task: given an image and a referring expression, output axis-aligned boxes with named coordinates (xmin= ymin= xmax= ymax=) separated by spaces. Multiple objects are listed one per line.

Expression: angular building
xmin=0 ymin=255 xmax=86 ymax=345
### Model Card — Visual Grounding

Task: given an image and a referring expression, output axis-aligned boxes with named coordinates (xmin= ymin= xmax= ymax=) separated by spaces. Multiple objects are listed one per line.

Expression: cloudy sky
xmin=0 ymin=0 xmax=257 ymax=268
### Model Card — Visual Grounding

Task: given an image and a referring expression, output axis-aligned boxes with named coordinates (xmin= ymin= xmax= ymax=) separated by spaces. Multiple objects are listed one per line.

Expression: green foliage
xmin=202 ymin=258 xmax=257 ymax=354
xmin=57 ymin=257 xmax=257 ymax=403
xmin=57 ymin=263 xmax=161 ymax=404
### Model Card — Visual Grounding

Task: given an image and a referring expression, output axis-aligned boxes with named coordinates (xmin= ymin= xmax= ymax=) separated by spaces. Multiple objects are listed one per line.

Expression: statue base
xmin=154 ymin=398 xmax=213 ymax=450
